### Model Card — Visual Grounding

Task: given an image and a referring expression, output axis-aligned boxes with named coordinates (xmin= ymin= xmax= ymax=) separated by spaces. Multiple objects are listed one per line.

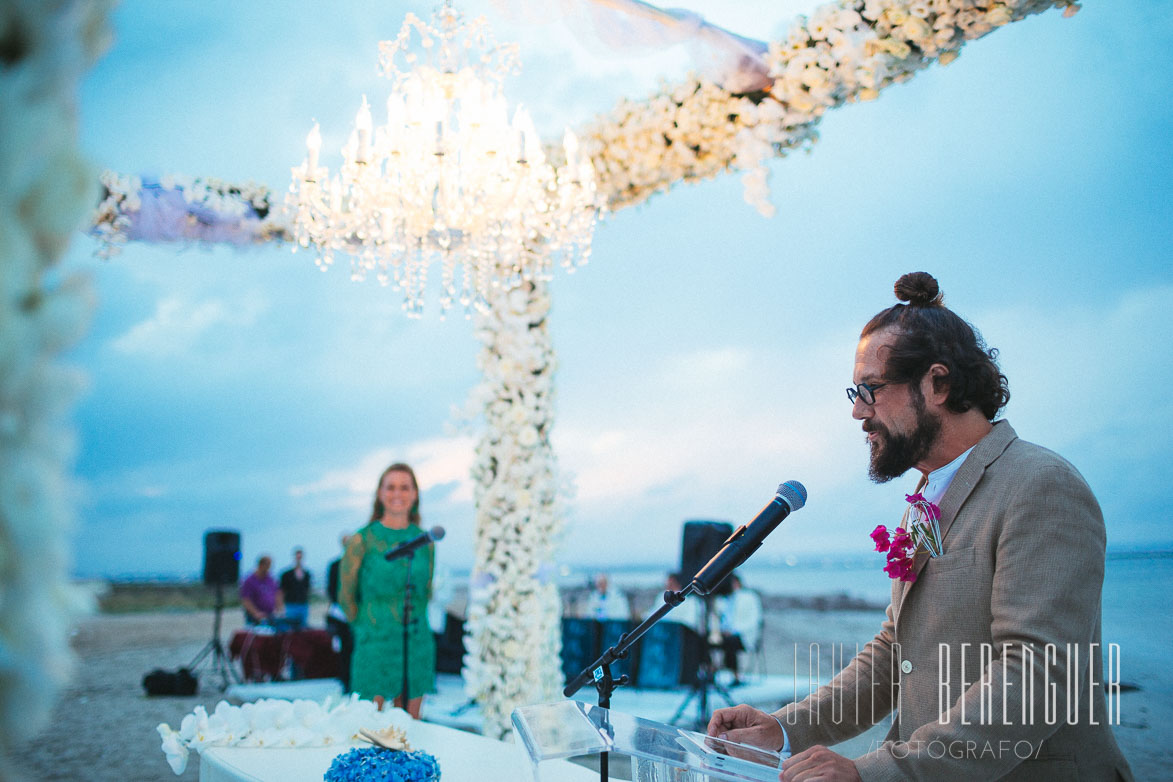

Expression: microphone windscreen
xmin=430 ymin=526 xmax=446 ymax=541
xmin=777 ymin=481 xmax=807 ymax=511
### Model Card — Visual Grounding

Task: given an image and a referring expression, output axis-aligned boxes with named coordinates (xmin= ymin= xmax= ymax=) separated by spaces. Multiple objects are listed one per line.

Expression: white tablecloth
xmin=198 ymin=718 xmax=601 ymax=782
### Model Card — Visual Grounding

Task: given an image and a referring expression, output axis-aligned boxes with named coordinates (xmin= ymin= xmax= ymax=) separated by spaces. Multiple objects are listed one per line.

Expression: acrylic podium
xmin=513 ymin=701 xmax=785 ymax=782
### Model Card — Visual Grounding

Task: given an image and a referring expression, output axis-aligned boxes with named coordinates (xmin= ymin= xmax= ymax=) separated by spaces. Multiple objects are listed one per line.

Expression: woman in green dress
xmin=339 ymin=462 xmax=435 ymax=718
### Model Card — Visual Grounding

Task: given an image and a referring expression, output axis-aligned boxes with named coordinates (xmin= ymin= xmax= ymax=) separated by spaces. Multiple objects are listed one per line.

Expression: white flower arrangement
xmin=0 ymin=0 xmax=111 ymax=769
xmin=90 ymin=172 xmax=291 ymax=256
xmin=583 ymin=0 xmax=1076 ymax=215
xmin=460 ymin=280 xmax=566 ymax=739
xmin=582 ymin=76 xmax=802 ymax=217
xmin=91 ymin=170 xmax=142 ymax=258
xmin=155 ymin=695 xmax=409 ymax=775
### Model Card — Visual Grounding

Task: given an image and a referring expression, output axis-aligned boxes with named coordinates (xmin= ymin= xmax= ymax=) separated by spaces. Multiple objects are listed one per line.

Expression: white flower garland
xmin=584 ymin=0 xmax=1077 ymax=214
xmin=461 ymin=279 xmax=565 ymax=739
xmin=583 ymin=77 xmax=800 ymax=217
xmin=90 ymin=172 xmax=290 ymax=257
xmin=0 ymin=1 xmax=111 ymax=773
xmin=155 ymin=696 xmax=408 ymax=775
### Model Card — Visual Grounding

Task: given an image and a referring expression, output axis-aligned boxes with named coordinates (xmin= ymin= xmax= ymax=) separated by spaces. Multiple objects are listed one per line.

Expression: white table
xmin=198 ymin=718 xmax=602 ymax=782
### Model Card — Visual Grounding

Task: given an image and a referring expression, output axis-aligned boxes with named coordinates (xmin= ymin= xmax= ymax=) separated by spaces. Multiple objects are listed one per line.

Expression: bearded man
xmin=708 ymin=273 xmax=1132 ymax=781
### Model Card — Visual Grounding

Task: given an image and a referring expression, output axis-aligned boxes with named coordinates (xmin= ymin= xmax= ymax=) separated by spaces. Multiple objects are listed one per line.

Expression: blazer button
xmin=900 ymin=659 xmax=913 ymax=674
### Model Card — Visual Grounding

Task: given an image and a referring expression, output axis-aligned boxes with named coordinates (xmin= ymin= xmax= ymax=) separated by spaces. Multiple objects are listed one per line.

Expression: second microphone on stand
xmin=384 ymin=526 xmax=445 ymax=561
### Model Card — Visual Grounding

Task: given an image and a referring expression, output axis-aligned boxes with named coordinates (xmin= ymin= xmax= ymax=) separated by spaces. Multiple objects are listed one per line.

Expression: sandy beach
xmin=7 ymin=588 xmax=1166 ymax=781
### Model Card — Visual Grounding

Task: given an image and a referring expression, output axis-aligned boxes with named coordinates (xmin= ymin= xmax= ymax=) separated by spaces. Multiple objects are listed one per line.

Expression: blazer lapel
xmin=895 ymin=474 xmax=926 ymax=608
xmin=898 ymin=420 xmax=1019 ymax=606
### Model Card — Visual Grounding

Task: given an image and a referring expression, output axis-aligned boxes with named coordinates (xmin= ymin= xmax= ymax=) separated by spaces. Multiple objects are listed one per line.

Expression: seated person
xmin=585 ymin=573 xmax=629 ymax=621
xmin=663 ymin=572 xmax=707 ymax=686
xmin=717 ymin=573 xmax=763 ymax=684
xmin=240 ymin=554 xmax=284 ymax=626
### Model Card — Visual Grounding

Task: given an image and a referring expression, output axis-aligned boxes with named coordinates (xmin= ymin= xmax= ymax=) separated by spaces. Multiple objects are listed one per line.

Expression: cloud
xmin=108 ymin=294 xmax=268 ymax=357
xmin=404 ymin=436 xmax=479 ymax=503
xmin=554 ymin=282 xmax=1173 ymax=559
xmin=288 ymin=436 xmax=478 ymax=511
xmin=555 ymin=342 xmax=855 ymax=513
xmin=978 ymin=283 xmax=1173 ymax=449
xmin=288 ymin=448 xmax=394 ymax=502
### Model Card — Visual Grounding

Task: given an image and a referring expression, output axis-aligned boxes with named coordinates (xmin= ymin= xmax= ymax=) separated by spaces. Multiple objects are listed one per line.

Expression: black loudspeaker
xmin=203 ymin=530 xmax=241 ymax=586
xmin=680 ymin=520 xmax=735 ymax=596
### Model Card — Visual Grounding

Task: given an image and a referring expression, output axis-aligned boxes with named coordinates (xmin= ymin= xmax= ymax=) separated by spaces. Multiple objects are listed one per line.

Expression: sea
xmin=570 ymin=550 xmax=1173 ymax=693
xmin=90 ymin=549 xmax=1171 ymax=692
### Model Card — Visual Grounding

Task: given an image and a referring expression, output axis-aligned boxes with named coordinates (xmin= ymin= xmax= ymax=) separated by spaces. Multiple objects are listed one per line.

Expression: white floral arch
xmin=1 ymin=0 xmax=1077 ymax=750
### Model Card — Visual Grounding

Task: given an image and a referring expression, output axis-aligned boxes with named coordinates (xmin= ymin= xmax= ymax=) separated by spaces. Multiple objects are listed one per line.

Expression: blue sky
xmin=64 ymin=1 xmax=1172 ymax=579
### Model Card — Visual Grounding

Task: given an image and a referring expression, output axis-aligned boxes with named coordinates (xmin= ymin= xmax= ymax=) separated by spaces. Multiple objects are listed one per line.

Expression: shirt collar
xmin=920 ymin=444 xmax=975 ymax=506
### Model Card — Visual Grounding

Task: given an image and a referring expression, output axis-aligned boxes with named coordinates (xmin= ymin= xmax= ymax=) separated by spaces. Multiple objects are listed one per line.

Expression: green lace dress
xmin=339 ymin=522 xmax=436 ymax=700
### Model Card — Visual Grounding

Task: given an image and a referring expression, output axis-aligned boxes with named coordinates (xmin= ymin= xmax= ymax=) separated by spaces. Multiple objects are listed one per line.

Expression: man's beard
xmin=866 ymin=387 xmax=941 ymax=483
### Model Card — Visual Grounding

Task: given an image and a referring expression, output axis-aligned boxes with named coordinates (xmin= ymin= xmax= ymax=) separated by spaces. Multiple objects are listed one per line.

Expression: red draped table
xmin=228 ymin=628 xmax=338 ymax=682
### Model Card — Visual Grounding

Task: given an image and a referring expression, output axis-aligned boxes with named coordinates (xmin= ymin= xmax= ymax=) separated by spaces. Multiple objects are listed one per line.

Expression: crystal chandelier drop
xmin=286 ymin=2 xmax=602 ymax=317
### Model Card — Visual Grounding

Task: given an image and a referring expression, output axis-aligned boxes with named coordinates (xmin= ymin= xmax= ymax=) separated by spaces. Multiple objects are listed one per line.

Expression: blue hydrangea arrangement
xmin=324 ymin=747 xmax=441 ymax=782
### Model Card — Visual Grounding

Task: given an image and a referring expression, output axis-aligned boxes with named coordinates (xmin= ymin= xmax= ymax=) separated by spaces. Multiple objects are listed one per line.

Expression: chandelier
xmin=286 ymin=2 xmax=602 ymax=317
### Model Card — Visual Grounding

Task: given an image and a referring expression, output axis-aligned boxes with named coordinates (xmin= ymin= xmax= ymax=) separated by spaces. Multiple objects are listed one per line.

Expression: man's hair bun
xmin=894 ymin=272 xmax=942 ymax=306
xmin=863 ymin=271 xmax=1009 ymax=420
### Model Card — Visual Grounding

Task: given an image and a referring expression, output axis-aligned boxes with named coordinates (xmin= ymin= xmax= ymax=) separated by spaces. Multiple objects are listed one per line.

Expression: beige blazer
xmin=777 ymin=421 xmax=1133 ymax=781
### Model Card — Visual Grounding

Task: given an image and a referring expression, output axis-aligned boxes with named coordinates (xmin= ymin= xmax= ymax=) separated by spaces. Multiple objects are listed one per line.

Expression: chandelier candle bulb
xmin=564 ymin=130 xmax=579 ymax=169
xmin=355 ymin=96 xmax=372 ymax=163
xmin=306 ymin=124 xmax=321 ymax=172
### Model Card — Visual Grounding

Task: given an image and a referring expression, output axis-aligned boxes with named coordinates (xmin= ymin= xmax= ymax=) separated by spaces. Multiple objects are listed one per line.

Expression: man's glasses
xmin=846 ymin=382 xmax=888 ymax=405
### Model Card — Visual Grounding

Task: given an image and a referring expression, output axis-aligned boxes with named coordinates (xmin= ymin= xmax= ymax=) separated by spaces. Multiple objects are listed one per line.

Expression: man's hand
xmin=781 ymin=746 xmax=861 ymax=782
xmin=706 ymin=704 xmax=784 ymax=749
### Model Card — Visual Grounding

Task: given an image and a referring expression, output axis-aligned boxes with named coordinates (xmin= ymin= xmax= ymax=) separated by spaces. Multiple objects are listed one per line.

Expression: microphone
xmin=383 ymin=526 xmax=445 ymax=561
xmin=688 ymin=481 xmax=807 ymax=595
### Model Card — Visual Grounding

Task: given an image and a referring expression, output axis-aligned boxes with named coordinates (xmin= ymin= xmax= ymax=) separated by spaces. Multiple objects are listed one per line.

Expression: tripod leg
xmin=670 ymin=687 xmax=698 ymax=725
xmin=209 ymin=638 xmax=240 ymax=691
xmin=709 ymin=679 xmax=737 ymax=708
xmin=189 ymin=587 xmax=240 ymax=692
xmin=188 ymin=640 xmax=217 ymax=670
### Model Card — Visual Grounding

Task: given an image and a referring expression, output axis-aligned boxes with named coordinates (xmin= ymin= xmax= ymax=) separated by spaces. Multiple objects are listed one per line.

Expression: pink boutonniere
xmin=870 ymin=493 xmax=944 ymax=582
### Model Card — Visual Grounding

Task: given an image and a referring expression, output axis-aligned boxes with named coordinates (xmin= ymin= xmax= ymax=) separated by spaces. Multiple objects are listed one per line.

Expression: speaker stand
xmin=188 ymin=582 xmax=240 ymax=692
xmin=669 ymin=595 xmax=735 ymax=730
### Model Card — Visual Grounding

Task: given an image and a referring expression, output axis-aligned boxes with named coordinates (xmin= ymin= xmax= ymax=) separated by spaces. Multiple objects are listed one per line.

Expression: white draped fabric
xmin=490 ymin=0 xmax=773 ymax=93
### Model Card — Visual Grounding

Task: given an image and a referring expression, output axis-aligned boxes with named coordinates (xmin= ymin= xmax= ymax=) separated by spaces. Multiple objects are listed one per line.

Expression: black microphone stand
xmin=399 ymin=550 xmax=415 ymax=713
xmin=564 ymin=585 xmax=697 ymax=782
